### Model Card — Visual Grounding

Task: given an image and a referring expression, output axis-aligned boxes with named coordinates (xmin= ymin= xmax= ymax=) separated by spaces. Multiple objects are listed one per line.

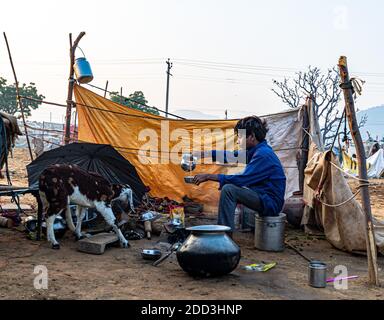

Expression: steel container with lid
xmin=254 ymin=213 xmax=286 ymax=252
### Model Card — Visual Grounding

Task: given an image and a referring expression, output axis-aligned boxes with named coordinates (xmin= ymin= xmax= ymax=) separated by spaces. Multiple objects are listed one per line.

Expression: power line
xmin=173 ymin=58 xmax=299 ymax=72
xmin=174 ymin=59 xmax=384 ymax=78
xmin=4 ymin=55 xmax=384 ymax=77
xmin=20 ymin=95 xmax=185 ymax=120
xmin=84 ymin=83 xmax=184 ymax=119
xmin=176 ymin=62 xmax=289 ymax=77
xmin=173 ymin=74 xmax=274 ymax=85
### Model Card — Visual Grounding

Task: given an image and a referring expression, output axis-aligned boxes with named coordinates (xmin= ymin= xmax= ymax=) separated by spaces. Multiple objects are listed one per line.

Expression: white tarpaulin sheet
xmin=367 ymin=149 xmax=384 ymax=178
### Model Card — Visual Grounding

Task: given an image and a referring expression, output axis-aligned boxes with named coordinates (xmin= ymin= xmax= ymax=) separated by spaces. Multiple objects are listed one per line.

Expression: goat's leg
xmin=74 ymin=206 xmax=91 ymax=240
xmin=46 ymin=214 xmax=60 ymax=249
xmin=128 ymin=189 xmax=135 ymax=213
xmin=39 ymin=191 xmax=49 ymax=215
xmin=96 ymin=202 xmax=129 ymax=248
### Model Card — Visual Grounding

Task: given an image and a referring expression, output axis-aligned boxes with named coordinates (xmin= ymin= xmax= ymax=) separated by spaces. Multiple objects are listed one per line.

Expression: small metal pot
xmin=308 ymin=261 xmax=327 ymax=288
xmin=141 ymin=249 xmax=162 ymax=261
xmin=25 ymin=216 xmax=67 ymax=239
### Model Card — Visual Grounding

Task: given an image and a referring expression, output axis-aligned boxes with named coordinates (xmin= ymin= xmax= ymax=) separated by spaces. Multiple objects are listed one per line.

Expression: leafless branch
xmin=272 ymin=65 xmax=344 ymax=148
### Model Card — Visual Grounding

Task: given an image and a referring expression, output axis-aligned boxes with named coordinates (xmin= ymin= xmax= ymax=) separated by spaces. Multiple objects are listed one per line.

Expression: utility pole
xmin=225 ymin=109 xmax=228 ymax=120
xmin=338 ymin=56 xmax=380 ymax=286
xmin=165 ymin=58 xmax=173 ymax=118
xmin=104 ymin=80 xmax=109 ymax=98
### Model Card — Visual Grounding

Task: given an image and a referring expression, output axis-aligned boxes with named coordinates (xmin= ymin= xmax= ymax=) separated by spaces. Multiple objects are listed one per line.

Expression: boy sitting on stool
xmin=193 ymin=116 xmax=286 ymax=235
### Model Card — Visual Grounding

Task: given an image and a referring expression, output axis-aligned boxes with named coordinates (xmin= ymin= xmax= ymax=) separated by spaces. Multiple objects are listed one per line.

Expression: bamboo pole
xmin=73 ymin=110 xmax=78 ymax=142
xmin=3 ymin=33 xmax=34 ymax=162
xmin=64 ymin=32 xmax=85 ymax=145
xmin=338 ymin=56 xmax=380 ymax=286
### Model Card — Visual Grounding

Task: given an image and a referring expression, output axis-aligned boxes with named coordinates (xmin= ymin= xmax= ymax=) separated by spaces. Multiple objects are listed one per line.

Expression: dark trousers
xmin=218 ymin=184 xmax=263 ymax=231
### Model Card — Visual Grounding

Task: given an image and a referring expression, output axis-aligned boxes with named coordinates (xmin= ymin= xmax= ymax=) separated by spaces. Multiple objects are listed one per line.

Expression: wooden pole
xmin=104 ymin=80 xmax=109 ymax=98
xmin=64 ymin=32 xmax=85 ymax=145
xmin=298 ymin=99 xmax=310 ymax=193
xmin=3 ymin=32 xmax=34 ymax=162
xmin=338 ymin=56 xmax=380 ymax=286
xmin=73 ymin=110 xmax=78 ymax=142
xmin=120 ymin=87 xmax=123 ymax=105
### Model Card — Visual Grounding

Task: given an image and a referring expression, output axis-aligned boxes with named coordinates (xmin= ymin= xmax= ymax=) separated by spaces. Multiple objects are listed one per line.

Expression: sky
xmin=0 ymin=0 xmax=383 ymax=123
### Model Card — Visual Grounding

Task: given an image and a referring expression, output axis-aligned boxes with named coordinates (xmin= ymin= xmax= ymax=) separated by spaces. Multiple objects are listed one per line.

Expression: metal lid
xmin=255 ymin=213 xmax=287 ymax=223
xmin=186 ymin=225 xmax=231 ymax=233
xmin=309 ymin=261 xmax=327 ymax=269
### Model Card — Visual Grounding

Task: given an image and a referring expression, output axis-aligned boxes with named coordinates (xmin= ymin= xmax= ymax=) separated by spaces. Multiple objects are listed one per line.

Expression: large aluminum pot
xmin=176 ymin=225 xmax=241 ymax=277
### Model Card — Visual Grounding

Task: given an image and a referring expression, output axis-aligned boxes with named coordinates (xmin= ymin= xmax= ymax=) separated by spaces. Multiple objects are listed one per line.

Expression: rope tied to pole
xmin=315 ymin=183 xmax=369 ymax=208
xmin=314 ymin=159 xmax=384 ymax=208
xmin=339 ymin=77 xmax=365 ymax=100
xmin=350 ymin=78 xmax=365 ymax=99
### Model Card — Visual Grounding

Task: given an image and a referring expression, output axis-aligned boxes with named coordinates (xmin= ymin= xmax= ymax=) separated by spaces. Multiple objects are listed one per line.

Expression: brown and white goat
xmin=39 ymin=164 xmax=134 ymax=249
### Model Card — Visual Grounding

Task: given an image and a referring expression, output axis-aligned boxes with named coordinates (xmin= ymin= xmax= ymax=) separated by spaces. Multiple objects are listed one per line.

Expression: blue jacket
xmin=214 ymin=140 xmax=286 ymax=216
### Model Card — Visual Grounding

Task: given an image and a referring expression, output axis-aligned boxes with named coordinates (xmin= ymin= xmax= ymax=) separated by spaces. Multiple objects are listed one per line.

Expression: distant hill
xmin=172 ymin=109 xmax=259 ymax=120
xmin=172 ymin=109 xmax=220 ymax=120
xmin=357 ymin=105 xmax=384 ymax=141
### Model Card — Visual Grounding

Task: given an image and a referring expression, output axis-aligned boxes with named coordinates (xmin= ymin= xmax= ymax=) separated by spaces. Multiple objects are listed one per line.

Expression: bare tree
xmin=271 ymin=66 xmax=367 ymax=147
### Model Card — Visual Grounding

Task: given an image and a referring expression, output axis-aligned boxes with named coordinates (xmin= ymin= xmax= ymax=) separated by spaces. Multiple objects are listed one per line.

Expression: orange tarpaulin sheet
xmin=74 ymin=84 xmax=302 ymax=212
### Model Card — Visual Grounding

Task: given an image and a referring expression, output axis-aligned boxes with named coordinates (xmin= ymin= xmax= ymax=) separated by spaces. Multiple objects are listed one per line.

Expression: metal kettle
xmin=181 ymin=153 xmax=197 ymax=172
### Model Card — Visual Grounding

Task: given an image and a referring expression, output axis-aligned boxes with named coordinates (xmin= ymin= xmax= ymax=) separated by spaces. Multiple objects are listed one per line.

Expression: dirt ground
xmin=349 ymin=178 xmax=384 ymax=221
xmin=0 ymin=149 xmax=383 ymax=300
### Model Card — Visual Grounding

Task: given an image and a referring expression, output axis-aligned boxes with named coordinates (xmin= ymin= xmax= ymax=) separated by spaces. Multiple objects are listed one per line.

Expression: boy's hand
xmin=193 ymin=174 xmax=211 ymax=185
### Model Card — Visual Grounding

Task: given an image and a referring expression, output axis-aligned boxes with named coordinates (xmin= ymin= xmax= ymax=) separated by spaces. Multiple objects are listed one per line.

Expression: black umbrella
xmin=27 ymin=143 xmax=146 ymax=205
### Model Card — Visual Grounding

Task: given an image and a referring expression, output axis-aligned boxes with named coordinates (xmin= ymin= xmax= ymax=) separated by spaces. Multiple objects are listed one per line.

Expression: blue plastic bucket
xmin=73 ymin=57 xmax=93 ymax=84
